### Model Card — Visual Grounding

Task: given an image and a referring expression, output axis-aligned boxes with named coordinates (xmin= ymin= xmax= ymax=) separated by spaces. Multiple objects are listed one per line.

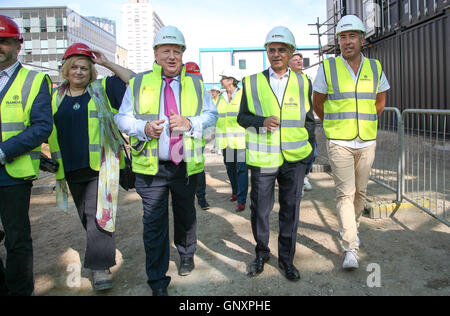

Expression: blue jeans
xmin=223 ymin=147 xmax=248 ymax=204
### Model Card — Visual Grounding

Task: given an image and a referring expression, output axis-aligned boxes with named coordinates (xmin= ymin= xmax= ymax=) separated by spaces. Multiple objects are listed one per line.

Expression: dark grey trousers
xmin=68 ymin=177 xmax=116 ymax=270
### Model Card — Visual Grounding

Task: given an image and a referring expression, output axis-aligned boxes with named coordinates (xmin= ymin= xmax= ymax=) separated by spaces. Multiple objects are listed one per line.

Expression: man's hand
xmin=169 ymin=110 xmax=191 ymax=132
xmin=145 ymin=120 xmax=165 ymax=139
xmin=263 ymin=116 xmax=280 ymax=132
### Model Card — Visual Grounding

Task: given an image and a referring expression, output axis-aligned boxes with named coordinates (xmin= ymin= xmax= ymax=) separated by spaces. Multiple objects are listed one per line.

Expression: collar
xmin=339 ymin=53 xmax=365 ymax=67
xmin=269 ymin=67 xmax=290 ymax=79
xmin=0 ymin=61 xmax=20 ymax=77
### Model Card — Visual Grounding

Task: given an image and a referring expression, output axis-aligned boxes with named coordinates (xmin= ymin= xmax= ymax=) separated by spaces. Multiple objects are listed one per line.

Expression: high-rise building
xmin=87 ymin=16 xmax=116 ymax=39
xmin=121 ymin=0 xmax=164 ymax=73
xmin=0 ymin=6 xmax=117 ymax=86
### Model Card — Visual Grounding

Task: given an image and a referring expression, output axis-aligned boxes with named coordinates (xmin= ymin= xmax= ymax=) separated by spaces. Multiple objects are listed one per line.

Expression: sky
xmin=0 ymin=0 xmax=327 ymax=63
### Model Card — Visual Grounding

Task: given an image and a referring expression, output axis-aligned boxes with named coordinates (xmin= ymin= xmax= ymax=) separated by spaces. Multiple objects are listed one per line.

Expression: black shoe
xmin=278 ymin=260 xmax=301 ymax=282
xmin=198 ymin=201 xmax=210 ymax=210
xmin=152 ymin=287 xmax=168 ymax=296
xmin=247 ymin=255 xmax=269 ymax=277
xmin=0 ymin=230 xmax=4 ymax=244
xmin=179 ymin=257 xmax=195 ymax=276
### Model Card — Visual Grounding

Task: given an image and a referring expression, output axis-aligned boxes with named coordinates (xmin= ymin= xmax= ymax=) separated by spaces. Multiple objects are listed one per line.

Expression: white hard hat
xmin=264 ymin=26 xmax=296 ymax=50
xmin=292 ymin=51 xmax=303 ymax=58
xmin=219 ymin=66 xmax=242 ymax=82
xmin=336 ymin=15 xmax=366 ymax=36
xmin=153 ymin=26 xmax=186 ymax=51
xmin=211 ymin=85 xmax=221 ymax=91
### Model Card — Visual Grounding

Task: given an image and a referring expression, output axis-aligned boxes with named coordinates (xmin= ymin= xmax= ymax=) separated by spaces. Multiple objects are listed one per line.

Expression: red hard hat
xmin=185 ymin=62 xmax=201 ymax=75
xmin=62 ymin=43 xmax=95 ymax=61
xmin=0 ymin=15 xmax=23 ymax=43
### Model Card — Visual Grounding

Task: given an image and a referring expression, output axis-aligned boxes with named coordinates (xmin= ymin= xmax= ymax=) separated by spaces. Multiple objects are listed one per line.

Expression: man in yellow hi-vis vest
xmin=238 ymin=26 xmax=315 ymax=282
xmin=0 ymin=15 xmax=53 ymax=296
xmin=115 ymin=26 xmax=218 ymax=296
xmin=313 ymin=15 xmax=390 ymax=270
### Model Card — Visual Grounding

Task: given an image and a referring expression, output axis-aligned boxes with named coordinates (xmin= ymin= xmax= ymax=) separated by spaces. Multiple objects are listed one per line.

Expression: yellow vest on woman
xmin=216 ymin=89 xmax=245 ymax=150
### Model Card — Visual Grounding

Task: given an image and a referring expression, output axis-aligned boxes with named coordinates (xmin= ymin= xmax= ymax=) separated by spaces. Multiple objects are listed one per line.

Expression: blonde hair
xmin=60 ymin=56 xmax=97 ymax=86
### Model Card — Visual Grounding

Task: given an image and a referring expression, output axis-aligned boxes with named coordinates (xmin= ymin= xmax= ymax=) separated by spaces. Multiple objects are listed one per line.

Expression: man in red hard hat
xmin=0 ymin=15 xmax=53 ymax=296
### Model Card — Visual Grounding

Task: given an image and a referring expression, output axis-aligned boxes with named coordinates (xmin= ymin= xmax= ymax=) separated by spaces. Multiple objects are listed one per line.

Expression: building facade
xmin=0 ymin=6 xmax=117 ymax=86
xmin=121 ymin=0 xmax=164 ymax=73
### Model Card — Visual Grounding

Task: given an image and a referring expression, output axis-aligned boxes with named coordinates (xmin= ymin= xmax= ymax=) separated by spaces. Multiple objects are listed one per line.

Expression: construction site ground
xmin=1 ymin=146 xmax=449 ymax=296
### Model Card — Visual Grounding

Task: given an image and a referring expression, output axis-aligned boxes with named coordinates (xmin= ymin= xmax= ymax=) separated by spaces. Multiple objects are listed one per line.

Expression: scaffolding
xmin=307 ymin=4 xmax=344 ymax=69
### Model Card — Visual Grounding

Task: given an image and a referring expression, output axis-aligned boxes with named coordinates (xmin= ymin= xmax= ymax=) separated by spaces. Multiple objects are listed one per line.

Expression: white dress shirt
xmin=268 ymin=67 xmax=290 ymax=106
xmin=115 ymin=74 xmax=218 ymax=161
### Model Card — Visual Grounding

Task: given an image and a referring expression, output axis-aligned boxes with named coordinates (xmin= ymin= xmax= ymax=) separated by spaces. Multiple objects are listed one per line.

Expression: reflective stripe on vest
xmin=129 ymin=62 xmax=205 ymax=176
xmin=244 ymin=70 xmax=312 ymax=168
xmin=215 ymin=89 xmax=245 ymax=150
xmin=1 ymin=67 xmax=50 ymax=179
xmin=323 ymin=56 xmax=381 ymax=141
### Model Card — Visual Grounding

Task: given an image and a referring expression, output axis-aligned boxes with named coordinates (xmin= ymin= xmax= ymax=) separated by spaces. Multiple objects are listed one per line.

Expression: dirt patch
xmin=1 ymin=149 xmax=449 ymax=296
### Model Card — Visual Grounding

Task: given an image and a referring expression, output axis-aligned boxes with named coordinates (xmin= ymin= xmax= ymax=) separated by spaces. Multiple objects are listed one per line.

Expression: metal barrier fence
xmin=401 ymin=109 xmax=449 ymax=226
xmin=371 ymin=108 xmax=449 ymax=226
xmin=370 ymin=107 xmax=403 ymax=202
xmin=318 ymin=107 xmax=449 ymax=226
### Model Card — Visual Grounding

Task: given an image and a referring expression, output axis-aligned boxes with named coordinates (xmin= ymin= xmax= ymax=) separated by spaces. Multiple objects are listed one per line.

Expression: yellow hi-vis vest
xmin=48 ymin=78 xmax=124 ymax=180
xmin=322 ymin=56 xmax=382 ymax=141
xmin=243 ymin=70 xmax=312 ymax=168
xmin=129 ymin=62 xmax=205 ymax=176
xmin=216 ymin=89 xmax=245 ymax=150
xmin=0 ymin=67 xmax=51 ymax=180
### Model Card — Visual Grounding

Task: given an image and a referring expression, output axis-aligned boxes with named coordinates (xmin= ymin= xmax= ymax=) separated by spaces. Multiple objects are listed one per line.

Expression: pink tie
xmin=164 ymin=77 xmax=183 ymax=165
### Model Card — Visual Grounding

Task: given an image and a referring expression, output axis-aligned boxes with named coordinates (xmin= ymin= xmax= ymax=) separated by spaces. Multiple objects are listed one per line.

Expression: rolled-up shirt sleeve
xmin=114 ymin=85 xmax=149 ymax=141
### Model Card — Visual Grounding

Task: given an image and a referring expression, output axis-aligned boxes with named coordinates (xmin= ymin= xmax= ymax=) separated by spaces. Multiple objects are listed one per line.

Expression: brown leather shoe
xmin=235 ymin=203 xmax=245 ymax=212
xmin=229 ymin=194 xmax=238 ymax=201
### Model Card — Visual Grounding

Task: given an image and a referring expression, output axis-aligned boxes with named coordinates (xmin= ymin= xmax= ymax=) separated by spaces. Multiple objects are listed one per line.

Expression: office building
xmin=0 ymin=6 xmax=117 ymax=85
xmin=121 ymin=0 xmax=164 ymax=73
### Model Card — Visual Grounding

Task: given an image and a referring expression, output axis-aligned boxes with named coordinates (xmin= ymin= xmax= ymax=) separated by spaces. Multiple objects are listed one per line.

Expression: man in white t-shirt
xmin=313 ymin=15 xmax=390 ymax=270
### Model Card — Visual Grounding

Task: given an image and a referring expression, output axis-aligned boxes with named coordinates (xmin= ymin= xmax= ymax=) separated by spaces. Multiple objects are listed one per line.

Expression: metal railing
xmin=370 ymin=107 xmax=403 ymax=202
xmin=317 ymin=107 xmax=449 ymax=226
xmin=370 ymin=108 xmax=449 ymax=226
xmin=400 ymin=109 xmax=449 ymax=226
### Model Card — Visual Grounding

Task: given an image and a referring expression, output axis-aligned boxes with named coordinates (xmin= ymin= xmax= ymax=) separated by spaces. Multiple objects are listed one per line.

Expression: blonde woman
xmin=48 ymin=43 xmax=134 ymax=291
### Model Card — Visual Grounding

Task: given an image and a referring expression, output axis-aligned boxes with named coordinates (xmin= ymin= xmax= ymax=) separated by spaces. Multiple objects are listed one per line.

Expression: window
xmin=238 ymin=59 xmax=246 ymax=70
xmin=303 ymin=57 xmax=310 ymax=68
xmin=24 ymin=41 xmax=32 ymax=55
xmin=40 ymin=17 xmax=47 ymax=32
xmin=23 ymin=19 xmax=31 ymax=33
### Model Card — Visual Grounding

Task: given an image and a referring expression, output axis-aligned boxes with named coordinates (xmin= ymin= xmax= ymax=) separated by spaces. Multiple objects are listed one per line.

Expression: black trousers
xmin=195 ymin=171 xmax=206 ymax=203
xmin=135 ymin=161 xmax=198 ymax=291
xmin=0 ymin=183 xmax=33 ymax=296
xmin=67 ymin=176 xmax=116 ymax=270
xmin=249 ymin=161 xmax=307 ymax=264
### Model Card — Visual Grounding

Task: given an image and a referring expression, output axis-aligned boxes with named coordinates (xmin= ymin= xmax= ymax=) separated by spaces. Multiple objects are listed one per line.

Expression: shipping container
xmin=363 ymin=11 xmax=449 ymax=134
xmin=326 ymin=0 xmax=449 ymax=43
